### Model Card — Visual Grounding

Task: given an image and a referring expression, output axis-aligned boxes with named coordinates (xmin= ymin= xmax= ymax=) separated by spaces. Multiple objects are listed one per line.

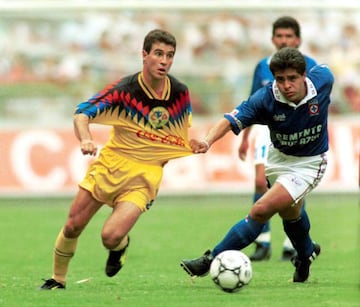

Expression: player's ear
xmin=142 ymin=50 xmax=148 ymax=63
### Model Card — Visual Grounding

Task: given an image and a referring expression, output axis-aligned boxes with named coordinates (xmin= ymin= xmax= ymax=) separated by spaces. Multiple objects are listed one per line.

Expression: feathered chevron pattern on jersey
xmin=76 ymin=82 xmax=191 ymax=130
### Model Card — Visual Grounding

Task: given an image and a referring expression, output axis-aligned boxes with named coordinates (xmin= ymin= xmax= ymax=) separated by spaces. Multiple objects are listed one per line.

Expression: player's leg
xmin=101 ymin=157 xmax=162 ymax=277
xmin=181 ymin=150 xmax=326 ymax=281
xmin=213 ymin=183 xmax=299 ymax=256
xmin=40 ymin=188 xmax=103 ymax=289
xmin=249 ymin=163 xmax=271 ymax=261
xmin=280 ymin=199 xmax=320 ymax=282
xmin=272 ymin=150 xmax=326 ymax=281
xmin=280 ymin=199 xmax=312 ymax=258
xmin=103 ymin=200 xmax=142 ymax=277
xmin=249 ymin=126 xmax=272 ymax=261
xmin=281 ymin=202 xmax=306 ymax=261
xmin=181 ymin=182 xmax=296 ymax=277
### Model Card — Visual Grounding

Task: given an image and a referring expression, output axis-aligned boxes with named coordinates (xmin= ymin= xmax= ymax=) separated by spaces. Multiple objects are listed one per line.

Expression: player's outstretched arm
xmin=190 ymin=118 xmax=232 ymax=154
xmin=73 ymin=113 xmax=98 ymax=156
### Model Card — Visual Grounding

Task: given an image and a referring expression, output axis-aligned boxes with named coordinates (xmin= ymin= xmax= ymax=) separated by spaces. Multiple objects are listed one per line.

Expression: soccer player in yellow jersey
xmin=40 ymin=29 xmax=193 ymax=290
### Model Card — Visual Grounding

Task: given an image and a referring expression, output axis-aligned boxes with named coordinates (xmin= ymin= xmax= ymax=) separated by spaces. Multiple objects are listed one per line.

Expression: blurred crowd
xmin=1 ymin=9 xmax=359 ymax=126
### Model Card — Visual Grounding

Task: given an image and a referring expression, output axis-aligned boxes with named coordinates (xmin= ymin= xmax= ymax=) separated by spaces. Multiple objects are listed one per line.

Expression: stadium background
xmin=0 ymin=1 xmax=359 ymax=196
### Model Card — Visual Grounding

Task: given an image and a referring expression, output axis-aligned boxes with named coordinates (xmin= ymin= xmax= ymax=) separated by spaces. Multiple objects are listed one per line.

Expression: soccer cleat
xmin=180 ymin=249 xmax=213 ymax=277
xmin=281 ymin=248 xmax=297 ymax=261
xmin=105 ymin=236 xmax=130 ymax=277
xmin=292 ymin=243 xmax=321 ymax=282
xmin=249 ymin=243 xmax=271 ymax=261
xmin=40 ymin=278 xmax=65 ymax=290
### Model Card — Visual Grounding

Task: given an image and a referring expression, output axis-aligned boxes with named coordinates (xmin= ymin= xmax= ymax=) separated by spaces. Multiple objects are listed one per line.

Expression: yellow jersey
xmin=75 ymin=72 xmax=193 ymax=166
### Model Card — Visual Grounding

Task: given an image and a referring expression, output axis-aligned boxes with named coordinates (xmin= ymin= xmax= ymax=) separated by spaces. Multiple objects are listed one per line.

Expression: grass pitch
xmin=0 ymin=193 xmax=358 ymax=306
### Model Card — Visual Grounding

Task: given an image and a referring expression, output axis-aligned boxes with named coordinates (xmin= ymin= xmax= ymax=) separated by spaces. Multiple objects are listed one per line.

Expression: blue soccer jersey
xmin=250 ymin=55 xmax=317 ymax=94
xmin=225 ymin=65 xmax=334 ymax=156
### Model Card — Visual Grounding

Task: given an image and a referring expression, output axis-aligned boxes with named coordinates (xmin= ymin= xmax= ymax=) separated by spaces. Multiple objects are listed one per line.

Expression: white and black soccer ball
xmin=209 ymin=250 xmax=252 ymax=293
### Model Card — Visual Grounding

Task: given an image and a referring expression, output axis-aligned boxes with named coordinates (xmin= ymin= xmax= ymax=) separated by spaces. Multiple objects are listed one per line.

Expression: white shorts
xmin=265 ymin=145 xmax=328 ymax=203
xmin=252 ymin=125 xmax=271 ymax=165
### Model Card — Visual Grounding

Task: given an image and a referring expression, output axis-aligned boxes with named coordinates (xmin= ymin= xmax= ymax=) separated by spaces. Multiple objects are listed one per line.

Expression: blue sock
xmin=253 ymin=193 xmax=270 ymax=247
xmin=282 ymin=209 xmax=313 ymax=259
xmin=212 ymin=215 xmax=265 ymax=257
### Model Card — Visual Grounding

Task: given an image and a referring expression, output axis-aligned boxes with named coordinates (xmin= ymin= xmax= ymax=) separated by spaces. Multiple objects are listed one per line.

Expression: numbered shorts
xmin=265 ymin=145 xmax=328 ymax=204
xmin=79 ymin=147 xmax=163 ymax=211
xmin=252 ymin=125 xmax=271 ymax=165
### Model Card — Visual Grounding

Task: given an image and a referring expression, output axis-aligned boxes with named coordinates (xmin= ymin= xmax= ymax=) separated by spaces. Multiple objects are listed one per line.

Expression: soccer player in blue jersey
xmin=40 ymin=29 xmax=194 ymax=290
xmin=238 ymin=16 xmax=317 ymax=261
xmin=181 ymin=47 xmax=334 ymax=282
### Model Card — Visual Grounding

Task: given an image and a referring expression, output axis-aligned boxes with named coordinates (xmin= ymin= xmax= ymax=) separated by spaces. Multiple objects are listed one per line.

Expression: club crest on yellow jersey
xmin=149 ymin=106 xmax=170 ymax=129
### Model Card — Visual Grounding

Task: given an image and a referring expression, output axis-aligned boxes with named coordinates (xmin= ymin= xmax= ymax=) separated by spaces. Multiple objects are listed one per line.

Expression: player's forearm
xmin=73 ymin=113 xmax=98 ymax=156
xmin=204 ymin=118 xmax=232 ymax=148
xmin=73 ymin=113 xmax=93 ymax=142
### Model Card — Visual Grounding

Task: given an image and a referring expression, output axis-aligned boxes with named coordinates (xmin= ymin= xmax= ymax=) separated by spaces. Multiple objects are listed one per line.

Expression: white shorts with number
xmin=265 ymin=145 xmax=328 ymax=203
xmin=252 ymin=125 xmax=271 ymax=165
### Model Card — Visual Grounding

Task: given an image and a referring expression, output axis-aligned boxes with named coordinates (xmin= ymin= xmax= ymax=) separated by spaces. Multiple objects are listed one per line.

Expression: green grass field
xmin=0 ymin=193 xmax=358 ymax=306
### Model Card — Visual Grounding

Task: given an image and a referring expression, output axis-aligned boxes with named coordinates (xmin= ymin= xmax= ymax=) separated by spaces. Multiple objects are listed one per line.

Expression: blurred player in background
xmin=40 ymin=29 xmax=194 ymax=290
xmin=181 ymin=47 xmax=334 ymax=283
xmin=238 ymin=16 xmax=317 ymax=261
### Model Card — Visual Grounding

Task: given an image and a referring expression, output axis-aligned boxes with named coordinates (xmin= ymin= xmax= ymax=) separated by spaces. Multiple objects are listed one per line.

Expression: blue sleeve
xmin=250 ymin=63 xmax=263 ymax=94
xmin=309 ymin=65 xmax=335 ymax=94
xmin=305 ymin=56 xmax=317 ymax=73
xmin=74 ymin=81 xmax=121 ymax=118
xmin=250 ymin=58 xmax=273 ymax=95
xmin=224 ymin=87 xmax=271 ymax=135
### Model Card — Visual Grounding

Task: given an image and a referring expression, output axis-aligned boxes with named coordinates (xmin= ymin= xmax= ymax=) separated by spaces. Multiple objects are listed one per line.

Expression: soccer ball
xmin=209 ymin=250 xmax=252 ymax=293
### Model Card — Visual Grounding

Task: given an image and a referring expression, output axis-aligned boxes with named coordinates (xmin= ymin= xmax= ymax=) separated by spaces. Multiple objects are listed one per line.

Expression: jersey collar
xmin=272 ymin=77 xmax=317 ymax=108
xmin=138 ymin=72 xmax=171 ymax=100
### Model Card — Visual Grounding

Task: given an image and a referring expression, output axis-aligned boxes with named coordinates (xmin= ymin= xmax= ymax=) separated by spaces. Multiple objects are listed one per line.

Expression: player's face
xmin=142 ymin=42 xmax=175 ymax=81
xmin=272 ymin=28 xmax=301 ymax=50
xmin=274 ymin=68 xmax=306 ymax=103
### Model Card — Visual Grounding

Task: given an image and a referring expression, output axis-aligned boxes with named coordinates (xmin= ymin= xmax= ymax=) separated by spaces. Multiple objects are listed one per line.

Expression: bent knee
xmin=250 ymin=202 xmax=273 ymax=222
xmin=101 ymin=231 xmax=125 ymax=250
xmin=63 ymin=223 xmax=83 ymax=238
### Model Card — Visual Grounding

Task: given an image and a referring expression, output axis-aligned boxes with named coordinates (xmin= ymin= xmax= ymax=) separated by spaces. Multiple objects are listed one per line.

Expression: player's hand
xmin=190 ymin=139 xmax=210 ymax=154
xmin=238 ymin=139 xmax=249 ymax=161
xmin=80 ymin=139 xmax=97 ymax=156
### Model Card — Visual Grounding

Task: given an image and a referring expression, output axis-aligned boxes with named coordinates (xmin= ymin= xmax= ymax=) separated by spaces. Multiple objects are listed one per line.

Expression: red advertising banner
xmin=0 ymin=117 xmax=358 ymax=196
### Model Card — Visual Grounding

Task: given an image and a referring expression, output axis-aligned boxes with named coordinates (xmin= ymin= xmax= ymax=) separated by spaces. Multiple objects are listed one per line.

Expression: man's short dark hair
xmin=272 ymin=16 xmax=301 ymax=38
xmin=143 ymin=29 xmax=176 ymax=53
xmin=269 ymin=47 xmax=306 ymax=75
